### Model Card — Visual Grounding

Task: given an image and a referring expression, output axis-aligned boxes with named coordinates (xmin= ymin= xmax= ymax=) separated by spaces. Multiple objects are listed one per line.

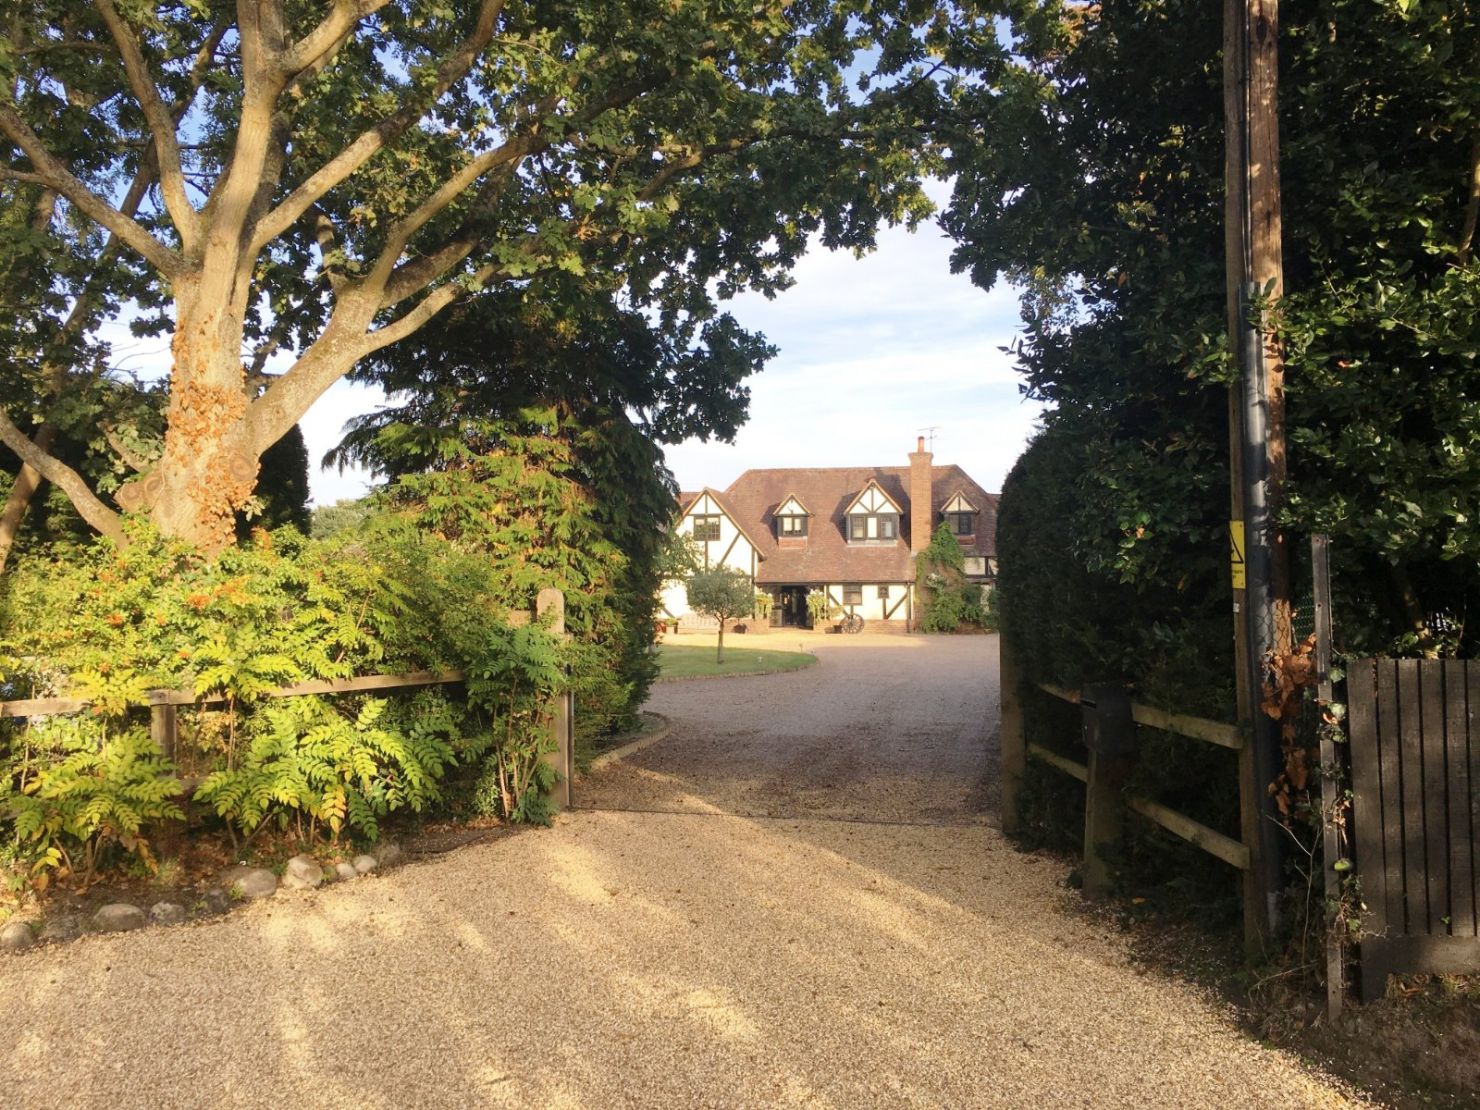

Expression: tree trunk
xmin=0 ymin=424 xmax=56 ymax=573
xmin=716 ymin=619 xmax=726 ymax=664
xmin=118 ymin=278 xmax=261 ymax=551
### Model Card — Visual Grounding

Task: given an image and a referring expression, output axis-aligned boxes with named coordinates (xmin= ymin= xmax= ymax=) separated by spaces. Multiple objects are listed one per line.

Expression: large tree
xmin=0 ymin=0 xmax=955 ymax=551
xmin=943 ymin=0 xmax=1480 ymax=661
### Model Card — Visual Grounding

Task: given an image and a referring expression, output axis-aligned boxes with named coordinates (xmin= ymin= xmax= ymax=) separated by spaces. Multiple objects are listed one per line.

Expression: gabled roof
xmin=682 ymin=486 xmax=766 ymax=557
xmin=842 ymin=479 xmax=902 ymax=516
xmin=717 ymin=464 xmax=999 ymax=585
xmin=774 ymin=493 xmax=810 ymax=516
xmin=942 ymin=491 xmax=978 ymax=514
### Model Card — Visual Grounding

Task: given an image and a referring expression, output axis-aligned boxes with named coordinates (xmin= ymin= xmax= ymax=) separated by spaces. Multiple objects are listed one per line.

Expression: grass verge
xmin=656 ymin=644 xmax=816 ymax=681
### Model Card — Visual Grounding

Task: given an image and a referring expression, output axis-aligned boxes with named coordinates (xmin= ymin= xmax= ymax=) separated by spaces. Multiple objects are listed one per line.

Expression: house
xmin=661 ymin=438 xmax=998 ymax=629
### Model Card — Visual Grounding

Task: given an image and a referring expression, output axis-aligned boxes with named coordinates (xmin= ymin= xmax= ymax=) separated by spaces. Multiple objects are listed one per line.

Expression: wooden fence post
xmin=149 ymin=699 xmax=178 ymax=762
xmin=999 ymin=631 xmax=1026 ymax=836
xmin=1312 ymin=534 xmax=1345 ymax=1021
xmin=1082 ymin=748 xmax=1132 ymax=898
xmin=536 ymin=588 xmax=573 ymax=812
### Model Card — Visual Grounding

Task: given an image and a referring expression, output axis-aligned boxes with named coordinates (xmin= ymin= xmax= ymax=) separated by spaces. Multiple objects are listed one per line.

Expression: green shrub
xmin=917 ymin=525 xmax=991 ymax=632
xmin=0 ymin=519 xmax=574 ymax=886
xmin=4 ymin=718 xmax=183 ymax=888
xmin=195 ymin=693 xmax=458 ymax=847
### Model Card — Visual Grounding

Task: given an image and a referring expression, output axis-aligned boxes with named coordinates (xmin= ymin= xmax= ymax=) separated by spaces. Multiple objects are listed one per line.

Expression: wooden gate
xmin=1347 ymin=658 xmax=1480 ymax=998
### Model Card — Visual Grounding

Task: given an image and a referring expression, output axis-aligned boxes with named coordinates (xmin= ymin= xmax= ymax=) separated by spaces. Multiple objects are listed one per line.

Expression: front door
xmin=778 ymin=586 xmax=811 ymax=628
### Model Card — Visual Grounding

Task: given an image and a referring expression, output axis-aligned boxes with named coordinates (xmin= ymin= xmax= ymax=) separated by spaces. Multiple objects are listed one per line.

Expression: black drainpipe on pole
xmin=1240 ymin=279 xmax=1284 ymax=934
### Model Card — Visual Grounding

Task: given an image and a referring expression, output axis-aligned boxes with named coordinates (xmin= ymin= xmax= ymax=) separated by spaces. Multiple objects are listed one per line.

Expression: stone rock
xmin=149 ymin=902 xmax=186 ymax=927
xmin=200 ymin=888 xmax=232 ymax=915
xmin=0 ymin=920 xmax=35 ymax=952
xmin=39 ymin=915 xmax=80 ymax=943
xmin=335 ymin=862 xmax=359 ymax=882
xmin=375 ymin=842 xmax=404 ymax=868
xmin=282 ymin=854 xmax=324 ymax=891
xmin=93 ymin=903 xmax=146 ymax=932
xmin=220 ymin=865 xmax=277 ymax=900
xmin=352 ymin=854 xmax=378 ymax=875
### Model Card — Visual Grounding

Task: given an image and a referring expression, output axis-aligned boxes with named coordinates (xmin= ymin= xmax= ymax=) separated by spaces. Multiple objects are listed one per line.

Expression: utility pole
xmin=1224 ymin=0 xmax=1292 ymax=953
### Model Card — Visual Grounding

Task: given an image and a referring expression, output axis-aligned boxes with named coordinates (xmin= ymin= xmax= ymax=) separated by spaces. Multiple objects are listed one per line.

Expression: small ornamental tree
xmin=685 ymin=568 xmax=755 ymax=663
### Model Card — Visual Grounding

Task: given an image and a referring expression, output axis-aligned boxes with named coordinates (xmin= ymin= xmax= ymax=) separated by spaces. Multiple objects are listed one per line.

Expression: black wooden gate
xmin=1347 ymin=658 xmax=1480 ymax=999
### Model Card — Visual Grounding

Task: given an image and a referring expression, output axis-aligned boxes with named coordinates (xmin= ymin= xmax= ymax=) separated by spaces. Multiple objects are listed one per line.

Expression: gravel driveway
xmin=0 ymin=632 xmax=1366 ymax=1108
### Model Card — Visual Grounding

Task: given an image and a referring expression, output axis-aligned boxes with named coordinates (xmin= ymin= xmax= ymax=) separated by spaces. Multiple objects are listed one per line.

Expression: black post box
xmin=1081 ymin=685 xmax=1135 ymax=756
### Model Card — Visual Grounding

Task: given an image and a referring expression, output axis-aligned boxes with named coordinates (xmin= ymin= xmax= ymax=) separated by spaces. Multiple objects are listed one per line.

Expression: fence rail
xmin=0 ymin=670 xmax=468 ymax=719
xmin=1037 ymin=682 xmax=1244 ymax=750
xmin=0 ymin=589 xmax=574 ymax=811
xmin=1030 ymin=681 xmax=1251 ymax=873
xmin=1000 ymin=635 xmax=1258 ymax=951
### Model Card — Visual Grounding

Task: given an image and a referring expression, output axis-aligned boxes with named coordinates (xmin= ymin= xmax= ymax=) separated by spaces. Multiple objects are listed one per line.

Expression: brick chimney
xmin=909 ymin=435 xmax=933 ymax=553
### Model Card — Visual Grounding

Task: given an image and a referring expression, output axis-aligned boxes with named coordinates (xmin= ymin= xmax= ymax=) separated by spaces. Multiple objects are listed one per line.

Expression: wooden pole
xmin=1312 ymin=535 xmax=1345 ymax=1021
xmin=537 ymin=587 xmax=573 ymax=812
xmin=149 ymin=702 xmax=178 ymax=762
xmin=1226 ymin=0 xmax=1290 ymax=955
xmin=999 ymin=631 xmax=1026 ymax=836
xmin=1083 ymin=747 xmax=1132 ymax=899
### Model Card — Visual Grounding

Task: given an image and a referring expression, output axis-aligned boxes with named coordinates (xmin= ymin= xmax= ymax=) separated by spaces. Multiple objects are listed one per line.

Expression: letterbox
xmin=1081 ymin=684 xmax=1135 ymax=756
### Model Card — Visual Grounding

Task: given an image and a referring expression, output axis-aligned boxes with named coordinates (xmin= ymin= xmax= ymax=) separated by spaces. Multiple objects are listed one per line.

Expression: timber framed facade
xmin=660 ymin=438 xmax=998 ymax=630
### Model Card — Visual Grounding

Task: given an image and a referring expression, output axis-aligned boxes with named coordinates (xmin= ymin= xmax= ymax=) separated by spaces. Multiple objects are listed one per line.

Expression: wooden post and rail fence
xmin=1003 ymin=582 xmax=1480 ymax=1010
xmin=1000 ymin=633 xmax=1262 ymax=955
xmin=0 ymin=587 xmax=575 ymax=812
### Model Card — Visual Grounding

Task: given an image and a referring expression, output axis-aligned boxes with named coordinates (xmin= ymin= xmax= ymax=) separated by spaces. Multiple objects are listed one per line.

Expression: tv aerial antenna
xmin=917 ymin=426 xmax=941 ymax=451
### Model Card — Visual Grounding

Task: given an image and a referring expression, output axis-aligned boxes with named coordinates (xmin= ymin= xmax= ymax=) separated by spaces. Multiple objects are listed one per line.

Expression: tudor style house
xmin=661 ymin=438 xmax=998 ymax=629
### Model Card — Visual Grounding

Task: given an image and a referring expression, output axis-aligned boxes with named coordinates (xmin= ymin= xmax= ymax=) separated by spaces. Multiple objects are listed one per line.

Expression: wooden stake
xmin=999 ymin=632 xmax=1026 ymax=836
xmin=537 ymin=587 xmax=573 ymax=812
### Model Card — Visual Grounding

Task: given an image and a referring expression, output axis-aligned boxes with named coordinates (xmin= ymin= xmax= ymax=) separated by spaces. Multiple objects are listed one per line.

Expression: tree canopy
xmin=946 ymin=0 xmax=1480 ymax=662
xmin=0 ymin=0 xmax=966 ymax=550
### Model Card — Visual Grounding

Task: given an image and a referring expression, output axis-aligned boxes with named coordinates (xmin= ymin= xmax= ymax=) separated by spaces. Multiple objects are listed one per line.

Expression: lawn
xmin=656 ymin=643 xmax=817 ymax=680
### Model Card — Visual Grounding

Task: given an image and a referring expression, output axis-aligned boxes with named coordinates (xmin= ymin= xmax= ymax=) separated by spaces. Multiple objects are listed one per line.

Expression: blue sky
xmin=299 ymin=202 xmax=1045 ymax=505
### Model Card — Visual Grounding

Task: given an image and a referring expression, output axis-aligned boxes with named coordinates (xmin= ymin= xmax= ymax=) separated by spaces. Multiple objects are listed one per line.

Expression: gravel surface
xmin=0 ymin=632 xmax=1369 ymax=1108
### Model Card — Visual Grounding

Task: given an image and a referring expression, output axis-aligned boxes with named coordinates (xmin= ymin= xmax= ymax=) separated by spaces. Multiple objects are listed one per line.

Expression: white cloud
xmin=665 ymin=215 xmax=1042 ymax=494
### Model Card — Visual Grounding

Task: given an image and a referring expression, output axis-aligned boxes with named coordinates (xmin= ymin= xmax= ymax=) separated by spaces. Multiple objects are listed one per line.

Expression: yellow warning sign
xmin=1229 ymin=520 xmax=1247 ymax=590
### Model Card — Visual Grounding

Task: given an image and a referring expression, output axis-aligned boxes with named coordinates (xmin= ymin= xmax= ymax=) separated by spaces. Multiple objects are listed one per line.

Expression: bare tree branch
xmin=279 ymin=0 xmax=391 ymax=84
xmin=100 ymin=424 xmax=156 ymax=473
xmin=636 ymin=136 xmax=757 ymax=202
xmin=365 ymin=74 xmax=655 ymax=309
xmin=310 ymin=203 xmax=348 ymax=292
xmin=95 ymin=0 xmax=200 ymax=251
xmin=0 ymin=104 xmax=183 ymax=276
xmin=364 ymin=262 xmax=503 ymax=355
xmin=366 ymin=134 xmax=538 ymax=297
xmin=0 ymin=410 xmax=124 ymax=543
xmin=250 ymin=0 xmax=507 ymax=252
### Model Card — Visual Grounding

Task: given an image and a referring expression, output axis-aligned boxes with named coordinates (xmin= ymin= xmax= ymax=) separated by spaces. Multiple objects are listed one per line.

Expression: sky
xmin=295 ymin=206 xmax=1043 ymax=506
xmin=96 ymin=194 xmax=1046 ymax=507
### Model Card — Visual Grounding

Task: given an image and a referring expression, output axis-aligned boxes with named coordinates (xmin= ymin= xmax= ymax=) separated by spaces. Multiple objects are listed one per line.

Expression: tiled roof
xmin=718 ymin=465 xmax=998 ymax=585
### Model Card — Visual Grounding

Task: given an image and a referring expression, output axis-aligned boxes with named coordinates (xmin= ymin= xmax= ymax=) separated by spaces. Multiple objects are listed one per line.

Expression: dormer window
xmin=774 ymin=494 xmax=810 ymax=540
xmin=849 ymin=512 xmax=898 ymax=541
xmin=942 ymin=492 xmax=978 ymax=537
xmin=843 ymin=481 xmax=903 ymax=545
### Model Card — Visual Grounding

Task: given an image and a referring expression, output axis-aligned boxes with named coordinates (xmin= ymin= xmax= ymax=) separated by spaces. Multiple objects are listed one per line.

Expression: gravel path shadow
xmin=0 ymin=633 xmax=1371 ymax=1108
